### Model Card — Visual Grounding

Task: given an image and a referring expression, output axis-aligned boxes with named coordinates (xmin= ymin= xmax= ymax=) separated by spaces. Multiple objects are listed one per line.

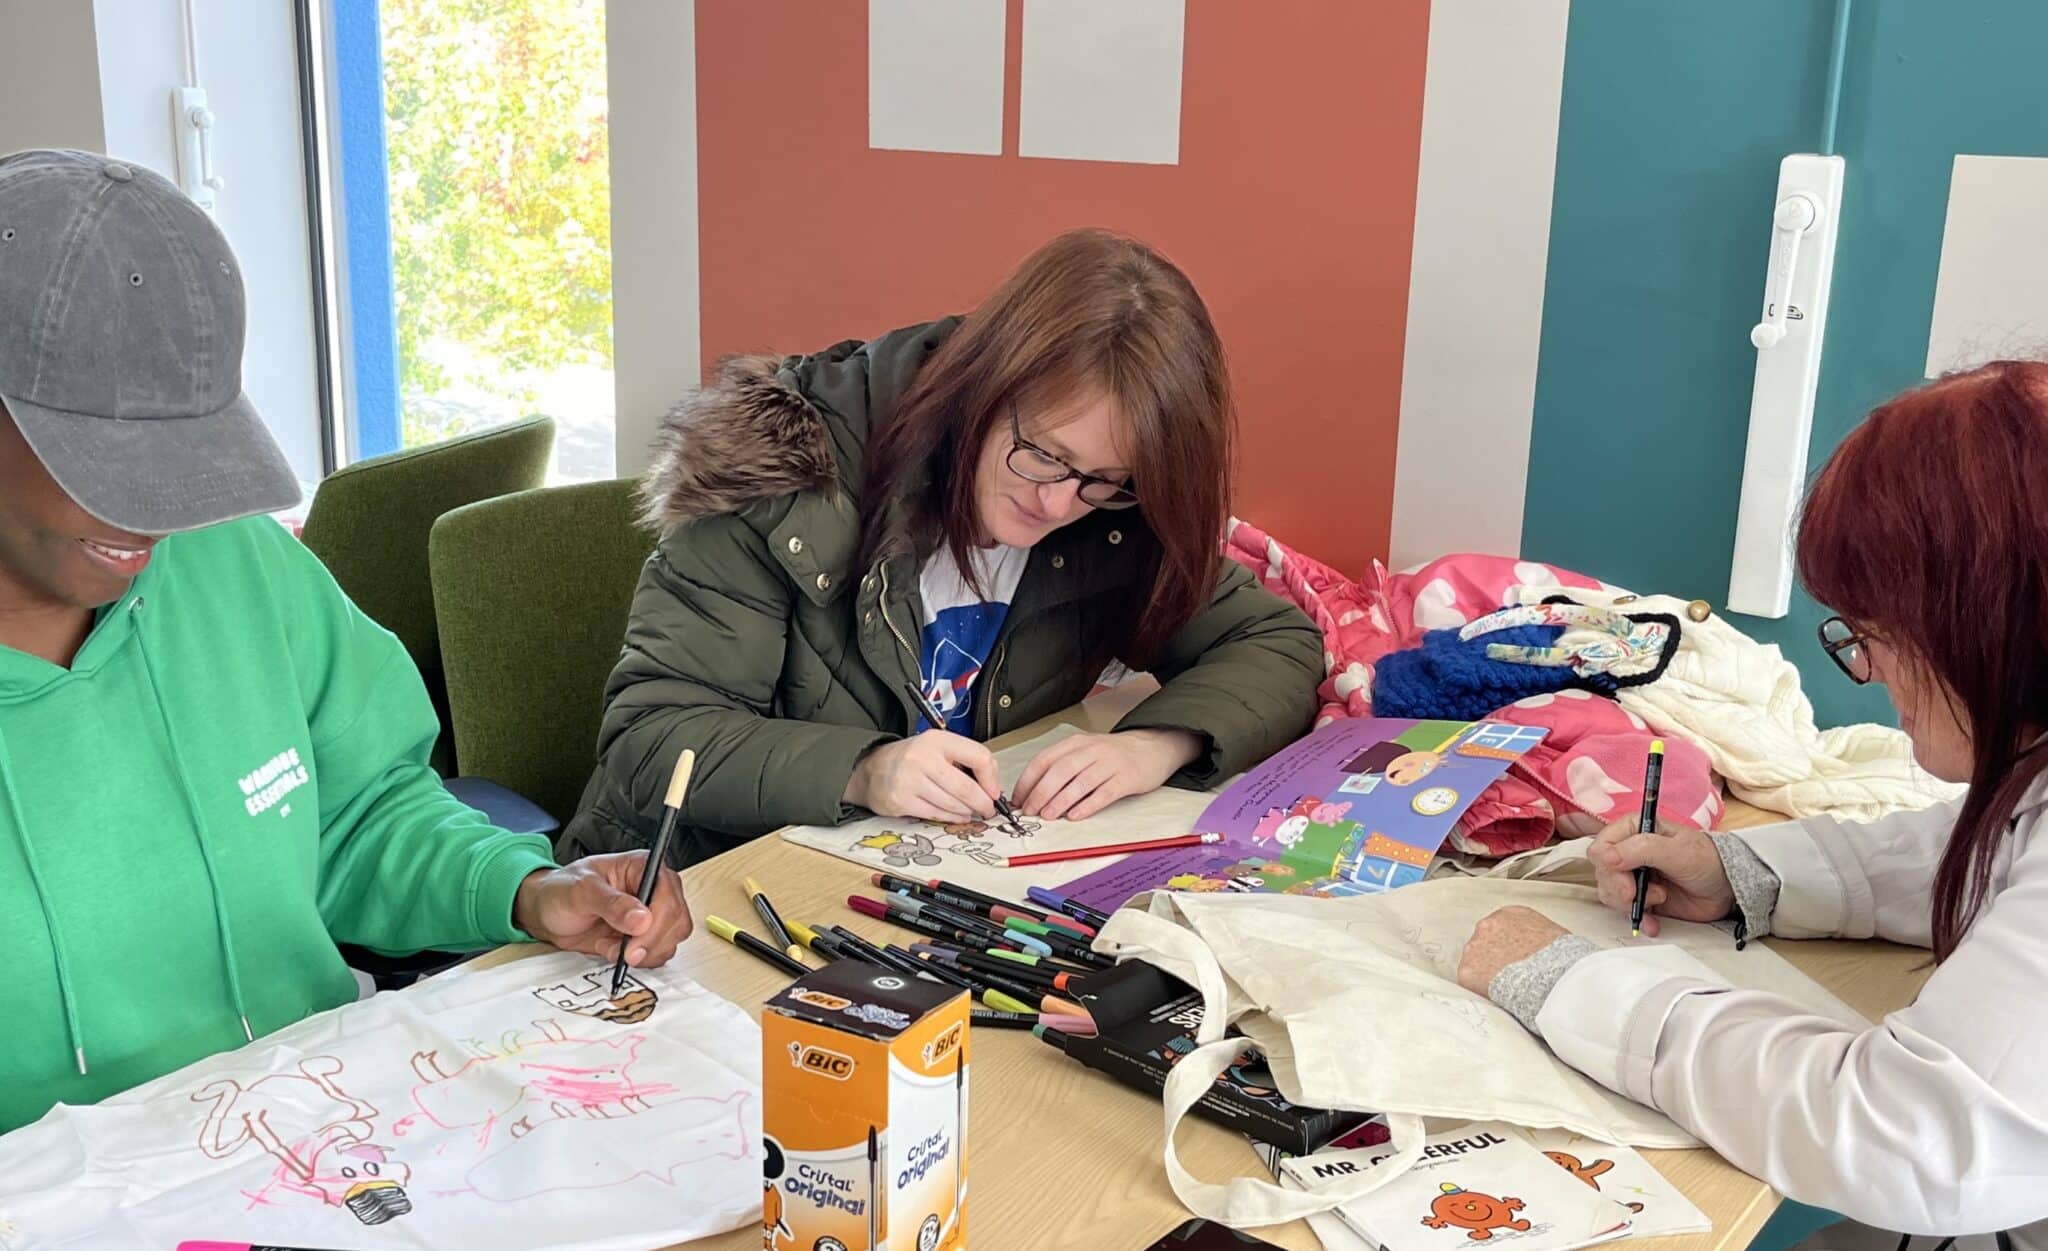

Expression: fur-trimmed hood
xmin=637 ymin=354 xmax=842 ymax=530
xmin=637 ymin=319 xmax=964 ymax=531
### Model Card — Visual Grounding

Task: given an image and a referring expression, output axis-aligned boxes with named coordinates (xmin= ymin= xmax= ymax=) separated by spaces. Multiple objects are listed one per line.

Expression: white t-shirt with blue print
xmin=915 ymin=545 xmax=1029 ymax=733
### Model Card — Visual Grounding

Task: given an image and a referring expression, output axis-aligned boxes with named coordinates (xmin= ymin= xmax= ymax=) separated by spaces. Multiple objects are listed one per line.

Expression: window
xmin=321 ymin=0 xmax=615 ymax=482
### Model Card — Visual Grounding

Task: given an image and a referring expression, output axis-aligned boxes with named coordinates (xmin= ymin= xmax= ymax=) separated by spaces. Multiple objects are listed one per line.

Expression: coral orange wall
xmin=694 ymin=0 xmax=1429 ymax=575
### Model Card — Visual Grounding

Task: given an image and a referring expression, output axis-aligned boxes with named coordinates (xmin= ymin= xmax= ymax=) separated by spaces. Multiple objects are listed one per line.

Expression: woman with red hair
xmin=1459 ymin=360 xmax=2048 ymax=1244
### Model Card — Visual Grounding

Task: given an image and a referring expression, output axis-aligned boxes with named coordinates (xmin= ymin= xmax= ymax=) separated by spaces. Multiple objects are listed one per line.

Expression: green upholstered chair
xmin=430 ymin=477 xmax=652 ymax=831
xmin=299 ymin=415 xmax=556 ymax=775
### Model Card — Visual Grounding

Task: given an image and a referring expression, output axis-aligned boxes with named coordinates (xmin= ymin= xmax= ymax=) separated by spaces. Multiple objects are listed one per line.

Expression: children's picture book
xmin=1060 ymin=718 xmax=1547 ymax=913
xmin=1506 ymin=1127 xmax=1710 ymax=1240
xmin=1278 ymin=1122 xmax=1632 ymax=1251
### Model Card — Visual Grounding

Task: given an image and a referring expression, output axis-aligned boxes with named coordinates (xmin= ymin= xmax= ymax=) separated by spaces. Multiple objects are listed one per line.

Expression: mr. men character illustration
xmin=1545 ymin=1151 xmax=1645 ymax=1214
xmin=1422 ymin=1182 xmax=1531 ymax=1241
xmin=192 ymin=1057 xmax=412 ymax=1225
xmin=532 ymin=969 xmax=660 ymax=1024
xmin=858 ymin=830 xmax=944 ymax=868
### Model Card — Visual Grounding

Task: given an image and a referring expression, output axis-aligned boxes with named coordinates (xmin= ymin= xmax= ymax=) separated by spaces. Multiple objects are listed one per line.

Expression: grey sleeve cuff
xmin=1488 ymin=934 xmax=1600 ymax=1035
xmin=1710 ymin=832 xmax=1782 ymax=943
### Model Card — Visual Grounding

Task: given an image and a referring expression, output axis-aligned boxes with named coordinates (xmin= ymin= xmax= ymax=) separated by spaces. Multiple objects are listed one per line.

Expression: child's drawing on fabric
xmin=401 ymin=1020 xmax=751 ymax=1201
xmin=0 ymin=952 xmax=762 ymax=1251
xmin=858 ymin=829 xmax=945 ymax=869
xmin=531 ymin=969 xmax=658 ymax=1024
xmin=193 ymin=1057 xmax=413 ymax=1225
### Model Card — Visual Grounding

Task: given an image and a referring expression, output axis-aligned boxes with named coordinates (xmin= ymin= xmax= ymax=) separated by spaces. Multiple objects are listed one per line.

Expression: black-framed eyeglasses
xmin=1818 ymin=616 xmax=1873 ymax=685
xmin=1006 ymin=407 xmax=1140 ymax=510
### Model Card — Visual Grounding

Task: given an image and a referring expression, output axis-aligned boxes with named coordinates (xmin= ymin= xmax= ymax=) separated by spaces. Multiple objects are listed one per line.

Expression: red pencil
xmin=1003 ymin=832 xmax=1223 ymax=868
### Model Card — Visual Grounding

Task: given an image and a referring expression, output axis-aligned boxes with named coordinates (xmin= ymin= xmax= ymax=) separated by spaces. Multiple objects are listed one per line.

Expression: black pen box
xmin=1055 ymin=980 xmax=1375 ymax=1155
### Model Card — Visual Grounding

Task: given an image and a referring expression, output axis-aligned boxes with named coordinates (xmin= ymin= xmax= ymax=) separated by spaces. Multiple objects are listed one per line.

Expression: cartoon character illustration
xmin=858 ymin=830 xmax=944 ymax=868
xmin=762 ymin=1138 xmax=795 ymax=1249
xmin=928 ymin=815 xmax=1041 ymax=840
xmin=1341 ymin=740 xmax=1443 ymax=787
xmin=532 ymin=969 xmax=660 ymax=1025
xmin=192 ymin=1057 xmax=413 ymax=1225
xmin=1421 ymin=1182 xmax=1530 ymax=1240
xmin=1225 ymin=1056 xmax=1283 ymax=1103
xmin=1545 ymin=1151 xmax=1644 ymax=1213
xmin=1272 ymin=815 xmax=1311 ymax=849
xmin=1226 ymin=875 xmax=1266 ymax=892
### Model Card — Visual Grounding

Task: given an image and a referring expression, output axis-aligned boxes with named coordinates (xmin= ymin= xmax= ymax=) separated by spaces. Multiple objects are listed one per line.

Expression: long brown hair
xmin=1796 ymin=360 xmax=2048 ymax=960
xmin=859 ymin=229 xmax=1233 ymax=669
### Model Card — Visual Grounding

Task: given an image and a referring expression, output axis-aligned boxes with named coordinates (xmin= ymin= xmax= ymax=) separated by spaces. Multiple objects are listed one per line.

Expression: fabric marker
xmin=787 ymin=918 xmax=840 ymax=959
xmin=970 ymin=1008 xmax=1040 ymax=1029
xmin=884 ymin=944 xmax=982 ymax=994
xmin=742 ymin=875 xmax=802 ymax=961
xmin=826 ymin=924 xmax=928 ymax=975
xmin=878 ymin=872 xmax=1046 ymax=924
xmin=1039 ymin=1012 xmax=1098 ymax=1036
xmin=981 ymin=987 xmax=1039 ymax=1015
xmin=1028 ymin=885 xmax=1113 ymax=929
xmin=612 ymin=748 xmax=694 ymax=996
xmin=1023 ymin=924 xmax=1114 ymax=969
xmin=900 ymin=681 xmax=1032 ymax=835
xmin=891 ymin=891 xmax=1023 ymax=945
xmin=1630 ymin=739 xmax=1668 ymax=937
xmin=927 ymin=876 xmax=1032 ymax=918
xmin=706 ymin=916 xmax=809 ymax=979
xmin=895 ymin=895 xmax=1056 ymax=957
xmin=847 ymin=895 xmax=1011 ymax=953
xmin=907 ymin=948 xmax=1078 ymax=1017
xmin=888 ymin=879 xmax=1092 ymax=939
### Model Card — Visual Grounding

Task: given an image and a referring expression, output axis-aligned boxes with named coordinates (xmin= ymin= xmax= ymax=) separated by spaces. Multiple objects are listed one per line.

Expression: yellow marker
xmin=742 ymin=874 xmax=805 ymax=961
xmin=981 ymin=988 xmax=1036 ymax=1015
xmin=705 ymin=915 xmax=810 ymax=978
xmin=788 ymin=918 xmax=826 ymax=952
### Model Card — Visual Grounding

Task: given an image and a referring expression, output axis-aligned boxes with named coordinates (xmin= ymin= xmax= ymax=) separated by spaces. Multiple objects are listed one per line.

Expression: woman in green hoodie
xmin=0 ymin=149 xmax=692 ymax=1133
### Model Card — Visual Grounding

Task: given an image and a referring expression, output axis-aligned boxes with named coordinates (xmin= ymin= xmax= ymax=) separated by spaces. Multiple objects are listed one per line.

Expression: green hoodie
xmin=0 ymin=516 xmax=556 ymax=1131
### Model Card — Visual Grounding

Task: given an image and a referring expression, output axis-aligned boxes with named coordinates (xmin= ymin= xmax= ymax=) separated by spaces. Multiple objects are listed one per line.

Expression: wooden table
xmin=473 ymin=689 xmax=1932 ymax=1251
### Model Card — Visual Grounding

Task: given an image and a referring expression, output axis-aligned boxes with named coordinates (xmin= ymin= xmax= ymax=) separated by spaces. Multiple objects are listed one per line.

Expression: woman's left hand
xmin=1013 ymin=729 xmax=1203 ymax=821
xmin=1456 ymin=905 xmax=1573 ymax=997
xmin=513 ymin=854 xmax=694 ymax=967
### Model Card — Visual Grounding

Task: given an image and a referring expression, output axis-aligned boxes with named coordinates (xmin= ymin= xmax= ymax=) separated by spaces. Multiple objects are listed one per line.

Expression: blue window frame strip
xmin=332 ymin=0 xmax=400 ymax=459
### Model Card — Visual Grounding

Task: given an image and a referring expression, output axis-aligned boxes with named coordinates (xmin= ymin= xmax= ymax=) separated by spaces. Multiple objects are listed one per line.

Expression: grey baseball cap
xmin=0 ymin=148 xmax=300 ymax=535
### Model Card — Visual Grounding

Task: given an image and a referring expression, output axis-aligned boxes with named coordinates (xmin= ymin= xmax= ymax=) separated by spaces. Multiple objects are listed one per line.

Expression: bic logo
xmin=791 ymin=989 xmax=853 ymax=1011
xmin=788 ymin=1042 xmax=856 ymax=1081
xmin=921 ymin=1022 xmax=964 ymax=1070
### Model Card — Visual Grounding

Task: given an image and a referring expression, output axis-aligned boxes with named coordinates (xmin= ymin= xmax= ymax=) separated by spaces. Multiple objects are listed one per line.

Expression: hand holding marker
xmin=1629 ymin=739 xmax=1666 ymax=938
xmin=611 ymin=748 xmax=694 ymax=995
xmin=902 ymin=681 xmax=1032 ymax=834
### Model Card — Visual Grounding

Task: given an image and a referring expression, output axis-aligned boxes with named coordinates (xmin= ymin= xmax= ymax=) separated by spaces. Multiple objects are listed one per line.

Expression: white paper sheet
xmin=780 ymin=724 xmax=1212 ymax=901
xmin=0 ymin=953 xmax=761 ymax=1251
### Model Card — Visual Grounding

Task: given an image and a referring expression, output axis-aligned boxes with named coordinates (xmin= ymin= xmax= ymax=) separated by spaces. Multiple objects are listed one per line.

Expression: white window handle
xmin=1751 ymin=194 xmax=1819 ymax=349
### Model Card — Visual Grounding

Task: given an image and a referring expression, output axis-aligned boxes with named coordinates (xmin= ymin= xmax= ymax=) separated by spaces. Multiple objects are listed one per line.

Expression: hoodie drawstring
xmin=134 ymin=600 xmax=255 ymax=1045
xmin=0 ymin=719 xmax=90 ymax=1074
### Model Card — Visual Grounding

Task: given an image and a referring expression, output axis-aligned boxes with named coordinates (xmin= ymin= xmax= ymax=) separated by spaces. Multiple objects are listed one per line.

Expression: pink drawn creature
xmin=192 ymin=1056 xmax=413 ymax=1225
xmin=402 ymin=1019 xmax=754 ymax=1201
xmin=408 ymin=1019 xmax=678 ymax=1146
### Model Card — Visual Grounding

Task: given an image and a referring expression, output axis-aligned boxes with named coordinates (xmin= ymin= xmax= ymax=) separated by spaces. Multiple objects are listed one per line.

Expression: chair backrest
xmin=430 ymin=477 xmax=653 ymax=823
xmin=299 ymin=416 xmax=555 ymax=772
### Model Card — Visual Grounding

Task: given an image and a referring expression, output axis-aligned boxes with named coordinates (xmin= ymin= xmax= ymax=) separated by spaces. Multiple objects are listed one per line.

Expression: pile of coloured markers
xmin=698 ymin=876 xmax=814 ymax=980
xmin=810 ymin=874 xmax=1118 ymax=1034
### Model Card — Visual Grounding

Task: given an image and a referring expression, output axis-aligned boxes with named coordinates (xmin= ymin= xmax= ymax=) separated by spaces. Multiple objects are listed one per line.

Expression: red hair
xmin=1796 ymin=360 xmax=2048 ymax=959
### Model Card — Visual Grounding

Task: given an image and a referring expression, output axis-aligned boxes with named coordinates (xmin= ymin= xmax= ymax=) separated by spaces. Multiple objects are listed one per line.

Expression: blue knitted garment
xmin=1371 ymin=623 xmax=1619 ymax=720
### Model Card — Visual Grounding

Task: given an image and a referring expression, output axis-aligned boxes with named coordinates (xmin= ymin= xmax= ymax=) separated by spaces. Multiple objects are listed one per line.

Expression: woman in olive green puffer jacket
xmin=562 ymin=230 xmax=1325 ymax=868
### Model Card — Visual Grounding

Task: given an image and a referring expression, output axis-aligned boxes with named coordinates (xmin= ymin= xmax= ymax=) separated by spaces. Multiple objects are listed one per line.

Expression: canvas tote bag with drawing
xmin=1092 ymin=875 xmax=1867 ymax=1229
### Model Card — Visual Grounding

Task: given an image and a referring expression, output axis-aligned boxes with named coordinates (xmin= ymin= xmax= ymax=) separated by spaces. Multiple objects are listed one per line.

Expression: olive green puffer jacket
xmin=561 ymin=320 xmax=1323 ymax=867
